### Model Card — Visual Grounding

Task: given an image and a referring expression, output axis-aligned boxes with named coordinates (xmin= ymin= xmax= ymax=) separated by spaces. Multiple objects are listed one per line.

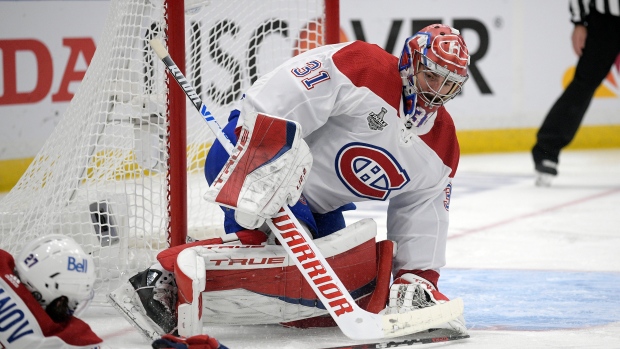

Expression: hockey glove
xmin=152 ymin=334 xmax=228 ymax=349
xmin=204 ymin=111 xmax=312 ymax=229
xmin=387 ymin=270 xmax=467 ymax=334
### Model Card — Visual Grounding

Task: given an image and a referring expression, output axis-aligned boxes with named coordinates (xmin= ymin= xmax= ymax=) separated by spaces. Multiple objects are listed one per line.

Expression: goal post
xmin=168 ymin=0 xmax=187 ymax=248
xmin=0 ymin=0 xmax=340 ymax=296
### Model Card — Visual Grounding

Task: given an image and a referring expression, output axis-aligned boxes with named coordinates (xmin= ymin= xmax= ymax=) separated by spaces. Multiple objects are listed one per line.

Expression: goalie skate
xmin=108 ymin=264 xmax=178 ymax=341
xmin=108 ymin=282 xmax=162 ymax=341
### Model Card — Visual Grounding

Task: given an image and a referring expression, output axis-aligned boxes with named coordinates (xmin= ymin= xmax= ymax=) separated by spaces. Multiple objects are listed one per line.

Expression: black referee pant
xmin=532 ymin=10 xmax=620 ymax=168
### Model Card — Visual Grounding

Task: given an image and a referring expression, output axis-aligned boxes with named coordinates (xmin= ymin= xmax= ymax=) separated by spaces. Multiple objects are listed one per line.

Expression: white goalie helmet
xmin=15 ymin=234 xmax=96 ymax=317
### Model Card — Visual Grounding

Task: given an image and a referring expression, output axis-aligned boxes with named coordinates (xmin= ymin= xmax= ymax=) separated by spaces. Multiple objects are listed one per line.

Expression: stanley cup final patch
xmin=367 ymin=107 xmax=389 ymax=131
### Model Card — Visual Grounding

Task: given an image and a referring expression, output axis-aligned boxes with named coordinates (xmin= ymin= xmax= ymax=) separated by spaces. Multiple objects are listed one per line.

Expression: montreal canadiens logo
xmin=335 ymin=143 xmax=410 ymax=200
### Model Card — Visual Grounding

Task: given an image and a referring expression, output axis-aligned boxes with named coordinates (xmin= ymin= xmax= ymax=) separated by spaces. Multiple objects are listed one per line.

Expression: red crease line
xmin=449 ymin=187 xmax=620 ymax=240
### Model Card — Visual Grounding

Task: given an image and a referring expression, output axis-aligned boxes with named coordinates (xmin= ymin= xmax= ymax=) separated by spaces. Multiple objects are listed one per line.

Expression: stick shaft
xmin=149 ymin=39 xmax=377 ymax=338
xmin=151 ymin=39 xmax=234 ymax=154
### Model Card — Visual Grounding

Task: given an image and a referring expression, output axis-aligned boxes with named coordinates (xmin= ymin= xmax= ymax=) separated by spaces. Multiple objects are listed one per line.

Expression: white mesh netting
xmin=0 ymin=0 xmax=326 ymax=297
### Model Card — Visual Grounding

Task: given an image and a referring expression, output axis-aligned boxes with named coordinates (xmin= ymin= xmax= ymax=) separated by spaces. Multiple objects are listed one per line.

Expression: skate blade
xmin=107 ymin=283 xmax=164 ymax=342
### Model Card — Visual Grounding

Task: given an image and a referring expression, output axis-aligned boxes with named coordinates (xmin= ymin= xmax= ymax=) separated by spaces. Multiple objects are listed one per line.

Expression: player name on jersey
xmin=0 ymin=285 xmax=36 ymax=345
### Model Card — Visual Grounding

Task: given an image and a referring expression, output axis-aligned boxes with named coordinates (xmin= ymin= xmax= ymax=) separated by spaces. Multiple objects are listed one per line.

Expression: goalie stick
xmin=150 ymin=38 xmax=464 ymax=340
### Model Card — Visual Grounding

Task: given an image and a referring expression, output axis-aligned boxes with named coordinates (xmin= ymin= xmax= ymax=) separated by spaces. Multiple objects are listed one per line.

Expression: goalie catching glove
xmin=386 ymin=270 xmax=467 ymax=334
xmin=204 ymin=111 xmax=312 ymax=229
xmin=152 ymin=334 xmax=228 ymax=349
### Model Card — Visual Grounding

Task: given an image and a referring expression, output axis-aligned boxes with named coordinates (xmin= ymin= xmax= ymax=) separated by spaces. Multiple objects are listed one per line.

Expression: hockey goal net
xmin=0 ymin=0 xmax=338 ymax=297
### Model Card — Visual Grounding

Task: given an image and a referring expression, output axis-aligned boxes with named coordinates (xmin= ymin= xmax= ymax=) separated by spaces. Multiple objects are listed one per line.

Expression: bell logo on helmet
xmin=67 ymin=256 xmax=88 ymax=273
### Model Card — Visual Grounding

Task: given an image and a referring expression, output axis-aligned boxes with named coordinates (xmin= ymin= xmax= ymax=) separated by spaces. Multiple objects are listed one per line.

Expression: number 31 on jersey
xmin=291 ymin=60 xmax=330 ymax=90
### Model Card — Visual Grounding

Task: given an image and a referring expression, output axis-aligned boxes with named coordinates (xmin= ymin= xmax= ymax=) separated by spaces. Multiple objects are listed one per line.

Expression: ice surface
xmin=82 ymin=149 xmax=620 ymax=348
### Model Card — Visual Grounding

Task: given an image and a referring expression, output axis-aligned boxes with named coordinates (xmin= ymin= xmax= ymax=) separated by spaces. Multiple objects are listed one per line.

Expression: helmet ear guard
xmin=15 ymin=234 xmax=96 ymax=318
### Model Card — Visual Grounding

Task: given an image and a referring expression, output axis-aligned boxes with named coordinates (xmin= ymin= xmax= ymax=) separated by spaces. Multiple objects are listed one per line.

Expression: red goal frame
xmin=165 ymin=0 xmax=340 ymax=247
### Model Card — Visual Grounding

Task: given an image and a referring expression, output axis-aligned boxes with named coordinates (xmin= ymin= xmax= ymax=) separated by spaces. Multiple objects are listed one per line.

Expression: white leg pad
xmin=176 ymin=248 xmax=206 ymax=337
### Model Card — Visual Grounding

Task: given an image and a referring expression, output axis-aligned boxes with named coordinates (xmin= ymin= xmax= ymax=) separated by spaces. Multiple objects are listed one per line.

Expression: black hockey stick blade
xmin=320 ymin=332 xmax=470 ymax=349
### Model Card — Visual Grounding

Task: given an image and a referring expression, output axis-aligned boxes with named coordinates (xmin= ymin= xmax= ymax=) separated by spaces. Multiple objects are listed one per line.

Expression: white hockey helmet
xmin=15 ymin=234 xmax=96 ymax=316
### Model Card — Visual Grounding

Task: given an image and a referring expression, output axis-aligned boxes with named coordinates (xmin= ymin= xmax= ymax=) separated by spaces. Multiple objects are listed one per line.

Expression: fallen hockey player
xmin=109 ymin=23 xmax=470 ymax=347
xmin=0 ymin=234 xmax=102 ymax=349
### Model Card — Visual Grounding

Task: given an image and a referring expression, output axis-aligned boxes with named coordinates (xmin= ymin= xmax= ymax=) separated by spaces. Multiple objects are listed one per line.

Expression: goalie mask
xmin=16 ymin=234 xmax=96 ymax=319
xmin=399 ymin=24 xmax=470 ymax=135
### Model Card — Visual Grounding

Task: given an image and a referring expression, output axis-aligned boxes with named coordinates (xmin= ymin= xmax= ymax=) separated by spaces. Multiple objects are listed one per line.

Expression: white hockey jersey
xmin=0 ymin=250 xmax=102 ymax=349
xmin=237 ymin=41 xmax=459 ymax=274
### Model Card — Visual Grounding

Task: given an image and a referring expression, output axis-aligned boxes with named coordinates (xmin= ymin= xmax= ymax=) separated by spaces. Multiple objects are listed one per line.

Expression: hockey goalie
xmin=109 ymin=23 xmax=469 ymax=346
